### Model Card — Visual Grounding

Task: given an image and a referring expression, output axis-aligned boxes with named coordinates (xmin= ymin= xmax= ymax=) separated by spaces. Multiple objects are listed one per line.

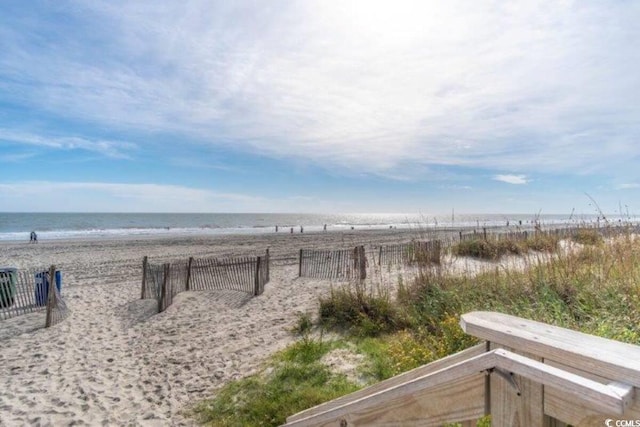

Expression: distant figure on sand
xmin=30 ymin=231 xmax=38 ymax=243
xmin=275 ymin=225 xmax=278 ymax=232
xmin=290 ymin=227 xmax=293 ymax=234
xmin=300 ymin=226 xmax=304 ymax=233
xmin=323 ymin=224 xmax=327 ymax=232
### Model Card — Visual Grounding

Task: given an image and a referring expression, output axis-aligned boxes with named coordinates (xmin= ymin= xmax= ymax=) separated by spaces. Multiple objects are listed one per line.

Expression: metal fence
xmin=0 ymin=265 xmax=70 ymax=327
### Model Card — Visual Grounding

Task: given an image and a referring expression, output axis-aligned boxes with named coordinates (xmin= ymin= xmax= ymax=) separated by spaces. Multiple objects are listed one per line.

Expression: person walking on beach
xmin=30 ymin=231 xmax=38 ymax=243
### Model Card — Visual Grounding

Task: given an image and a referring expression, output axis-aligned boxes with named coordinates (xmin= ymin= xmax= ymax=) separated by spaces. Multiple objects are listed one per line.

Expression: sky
xmin=1 ymin=0 xmax=639 ymax=214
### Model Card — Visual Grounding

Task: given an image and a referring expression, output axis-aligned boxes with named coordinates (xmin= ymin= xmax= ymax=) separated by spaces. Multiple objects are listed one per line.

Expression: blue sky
xmin=1 ymin=1 xmax=639 ymax=214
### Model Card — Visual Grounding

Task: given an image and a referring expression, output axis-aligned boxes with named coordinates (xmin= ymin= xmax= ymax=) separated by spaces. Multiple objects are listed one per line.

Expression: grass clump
xmin=452 ymin=238 xmax=499 ymax=259
xmin=572 ymin=228 xmax=603 ymax=245
xmin=319 ymin=281 xmax=409 ymax=337
xmin=193 ymin=338 xmax=359 ymax=426
xmin=453 ymin=234 xmax=559 ymax=260
xmin=525 ymin=234 xmax=559 ymax=252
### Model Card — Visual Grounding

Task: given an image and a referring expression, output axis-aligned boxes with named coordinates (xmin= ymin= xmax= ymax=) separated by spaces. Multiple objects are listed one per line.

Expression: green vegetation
xmin=194 ymin=231 xmax=640 ymax=426
xmin=452 ymin=233 xmax=559 ymax=260
xmin=571 ymin=228 xmax=604 ymax=245
xmin=193 ymin=339 xmax=359 ymax=426
xmin=318 ymin=280 xmax=409 ymax=337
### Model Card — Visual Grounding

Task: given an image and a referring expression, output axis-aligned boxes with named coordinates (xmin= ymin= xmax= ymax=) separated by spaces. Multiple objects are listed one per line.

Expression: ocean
xmin=0 ymin=212 xmax=610 ymax=242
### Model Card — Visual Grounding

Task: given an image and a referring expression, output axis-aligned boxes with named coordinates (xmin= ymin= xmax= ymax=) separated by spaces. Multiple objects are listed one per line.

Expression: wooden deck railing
xmin=284 ymin=311 xmax=640 ymax=426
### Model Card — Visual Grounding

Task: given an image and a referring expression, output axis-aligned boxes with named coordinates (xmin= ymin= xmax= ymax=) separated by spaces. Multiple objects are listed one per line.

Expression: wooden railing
xmin=284 ymin=312 xmax=640 ymax=426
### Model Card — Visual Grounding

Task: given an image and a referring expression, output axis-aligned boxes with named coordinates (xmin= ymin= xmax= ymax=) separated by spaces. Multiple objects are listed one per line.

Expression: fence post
xmin=186 ymin=257 xmax=193 ymax=291
xmin=159 ymin=263 xmax=169 ymax=313
xmin=459 ymin=231 xmax=463 ymax=241
xmin=483 ymin=227 xmax=487 ymax=241
xmin=358 ymin=246 xmax=367 ymax=280
xmin=254 ymin=256 xmax=262 ymax=296
xmin=45 ymin=264 xmax=56 ymax=328
xmin=432 ymin=240 xmax=442 ymax=265
xmin=141 ymin=256 xmax=148 ymax=299
xmin=265 ymin=249 xmax=270 ymax=282
xmin=298 ymin=249 xmax=303 ymax=277
xmin=378 ymin=246 xmax=382 ymax=266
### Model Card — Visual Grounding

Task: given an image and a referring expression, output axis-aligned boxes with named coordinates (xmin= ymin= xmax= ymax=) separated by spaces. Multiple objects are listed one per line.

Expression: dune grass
xmin=193 ymin=229 xmax=640 ymax=426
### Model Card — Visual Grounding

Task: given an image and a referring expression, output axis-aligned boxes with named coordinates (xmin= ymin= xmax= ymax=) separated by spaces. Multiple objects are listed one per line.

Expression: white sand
xmin=0 ymin=229 xmax=432 ymax=426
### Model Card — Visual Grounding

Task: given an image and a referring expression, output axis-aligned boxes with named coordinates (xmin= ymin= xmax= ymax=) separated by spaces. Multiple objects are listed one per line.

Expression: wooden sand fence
xmin=298 ymin=246 xmax=367 ymax=280
xmin=377 ymin=240 xmax=442 ymax=266
xmin=0 ymin=265 xmax=70 ymax=328
xmin=141 ymin=250 xmax=270 ymax=313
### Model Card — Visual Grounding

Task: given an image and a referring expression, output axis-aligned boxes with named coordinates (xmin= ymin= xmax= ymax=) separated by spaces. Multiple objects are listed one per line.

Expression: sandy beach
xmin=0 ymin=228 xmax=442 ymax=426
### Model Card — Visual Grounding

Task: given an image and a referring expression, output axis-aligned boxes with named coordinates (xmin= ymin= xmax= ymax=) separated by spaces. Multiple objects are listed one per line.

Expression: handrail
xmin=285 ymin=343 xmax=487 ymax=423
xmin=283 ymin=348 xmax=632 ymax=426
xmin=284 ymin=312 xmax=640 ymax=426
xmin=460 ymin=311 xmax=640 ymax=387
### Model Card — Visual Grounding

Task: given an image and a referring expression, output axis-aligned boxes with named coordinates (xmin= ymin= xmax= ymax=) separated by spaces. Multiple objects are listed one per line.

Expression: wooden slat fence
xmin=298 ymin=246 xmax=366 ymax=280
xmin=492 ymin=231 xmax=529 ymax=242
xmin=0 ymin=265 xmax=70 ymax=328
xmin=189 ymin=257 xmax=256 ymax=294
xmin=142 ymin=251 xmax=271 ymax=313
xmin=377 ymin=240 xmax=441 ymax=266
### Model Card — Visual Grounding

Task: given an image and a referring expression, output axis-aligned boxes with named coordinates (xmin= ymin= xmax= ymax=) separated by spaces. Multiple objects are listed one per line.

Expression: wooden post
xmin=298 ymin=249 xmax=303 ymax=277
xmin=483 ymin=227 xmax=487 ymax=241
xmin=358 ymin=246 xmax=367 ymax=280
xmin=459 ymin=231 xmax=463 ymax=241
xmin=186 ymin=257 xmax=193 ymax=291
xmin=254 ymin=256 xmax=262 ymax=296
xmin=141 ymin=256 xmax=148 ymax=299
xmin=45 ymin=265 xmax=56 ymax=328
xmin=378 ymin=246 xmax=382 ymax=266
xmin=265 ymin=249 xmax=270 ymax=282
xmin=159 ymin=263 xmax=169 ymax=313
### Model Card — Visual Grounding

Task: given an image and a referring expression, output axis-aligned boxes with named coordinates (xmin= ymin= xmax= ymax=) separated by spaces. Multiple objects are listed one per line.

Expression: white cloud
xmin=493 ymin=174 xmax=529 ymax=185
xmin=1 ymin=1 xmax=639 ymax=177
xmin=0 ymin=129 xmax=135 ymax=158
xmin=617 ymin=183 xmax=640 ymax=189
xmin=0 ymin=182 xmax=265 ymax=212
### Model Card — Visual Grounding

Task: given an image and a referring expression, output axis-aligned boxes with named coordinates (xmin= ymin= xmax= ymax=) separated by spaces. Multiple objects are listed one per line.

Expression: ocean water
xmin=0 ymin=212 xmax=609 ymax=242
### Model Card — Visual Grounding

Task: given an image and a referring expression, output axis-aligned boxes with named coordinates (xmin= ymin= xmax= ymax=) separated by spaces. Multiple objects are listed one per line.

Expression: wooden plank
xmin=299 ymin=249 xmax=303 ymax=277
xmin=306 ymin=375 xmax=485 ymax=427
xmin=285 ymin=352 xmax=494 ymax=426
xmin=545 ymin=382 xmax=640 ymax=426
xmin=141 ymin=256 xmax=148 ymax=299
xmin=493 ymin=349 xmax=633 ymax=415
xmin=185 ymin=257 xmax=193 ymax=291
xmin=490 ymin=344 xmax=544 ymax=427
xmin=542 ymin=359 xmax=640 ymax=425
xmin=254 ymin=257 xmax=261 ymax=296
xmin=460 ymin=311 xmax=640 ymax=387
xmin=45 ymin=265 xmax=56 ymax=327
xmin=286 ymin=345 xmax=490 ymax=425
